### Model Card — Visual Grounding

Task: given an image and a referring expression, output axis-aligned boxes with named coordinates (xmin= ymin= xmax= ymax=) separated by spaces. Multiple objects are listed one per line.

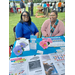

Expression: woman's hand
xmin=17 ymin=37 xmax=26 ymax=40
xmin=35 ymin=32 xmax=39 ymax=38
xmin=45 ymin=34 xmax=48 ymax=37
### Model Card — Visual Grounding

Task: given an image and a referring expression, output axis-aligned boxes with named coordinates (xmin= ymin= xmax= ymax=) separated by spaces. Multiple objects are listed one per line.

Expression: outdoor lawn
xmin=9 ymin=6 xmax=65 ymax=46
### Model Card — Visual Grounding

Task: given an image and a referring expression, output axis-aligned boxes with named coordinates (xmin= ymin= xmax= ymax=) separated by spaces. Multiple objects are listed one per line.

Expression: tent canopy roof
xmin=42 ymin=0 xmax=65 ymax=3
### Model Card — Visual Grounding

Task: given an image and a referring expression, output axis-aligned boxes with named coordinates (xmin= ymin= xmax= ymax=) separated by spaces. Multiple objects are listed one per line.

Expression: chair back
xmin=13 ymin=26 xmax=16 ymax=32
xmin=13 ymin=26 xmax=17 ymax=40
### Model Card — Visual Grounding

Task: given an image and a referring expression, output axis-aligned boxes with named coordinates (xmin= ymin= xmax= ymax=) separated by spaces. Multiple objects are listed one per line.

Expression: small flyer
xmin=15 ymin=39 xmax=30 ymax=51
xmin=27 ymin=55 xmax=46 ymax=75
xmin=49 ymin=52 xmax=65 ymax=75
xmin=9 ymin=57 xmax=28 ymax=75
xmin=41 ymin=54 xmax=59 ymax=75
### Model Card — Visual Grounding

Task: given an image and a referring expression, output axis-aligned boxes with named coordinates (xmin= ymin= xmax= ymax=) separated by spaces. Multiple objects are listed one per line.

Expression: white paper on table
xmin=15 ymin=39 xmax=30 ymax=51
xmin=30 ymin=43 xmax=37 ymax=50
xmin=41 ymin=54 xmax=59 ymax=75
xmin=48 ymin=41 xmax=65 ymax=47
xmin=9 ymin=56 xmax=29 ymax=75
xmin=60 ymin=47 xmax=65 ymax=51
xmin=49 ymin=52 xmax=65 ymax=75
xmin=27 ymin=55 xmax=46 ymax=75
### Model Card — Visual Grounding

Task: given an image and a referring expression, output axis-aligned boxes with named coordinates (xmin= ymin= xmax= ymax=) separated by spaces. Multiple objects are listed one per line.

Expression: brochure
xmin=30 ymin=35 xmax=37 ymax=50
xmin=15 ymin=38 xmax=30 ymax=51
xmin=27 ymin=55 xmax=46 ymax=75
xmin=41 ymin=54 xmax=59 ymax=75
xmin=49 ymin=52 xmax=65 ymax=75
xmin=9 ymin=57 xmax=28 ymax=75
xmin=48 ymin=37 xmax=65 ymax=47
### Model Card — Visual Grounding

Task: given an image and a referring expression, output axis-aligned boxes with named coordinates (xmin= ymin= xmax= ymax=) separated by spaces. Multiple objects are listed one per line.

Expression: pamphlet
xmin=15 ymin=39 xmax=30 ymax=51
xmin=49 ymin=52 xmax=65 ymax=75
xmin=30 ymin=35 xmax=37 ymax=50
xmin=27 ymin=55 xmax=46 ymax=75
xmin=41 ymin=54 xmax=59 ymax=75
xmin=9 ymin=57 xmax=28 ymax=75
xmin=48 ymin=37 xmax=65 ymax=47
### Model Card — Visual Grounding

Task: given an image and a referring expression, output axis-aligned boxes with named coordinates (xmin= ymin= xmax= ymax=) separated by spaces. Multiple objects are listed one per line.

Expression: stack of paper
xmin=48 ymin=42 xmax=65 ymax=47
xmin=42 ymin=37 xmax=65 ymax=47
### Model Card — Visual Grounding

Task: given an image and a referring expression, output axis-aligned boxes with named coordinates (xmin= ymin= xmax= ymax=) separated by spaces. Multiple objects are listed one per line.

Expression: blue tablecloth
xmin=10 ymin=36 xmax=65 ymax=58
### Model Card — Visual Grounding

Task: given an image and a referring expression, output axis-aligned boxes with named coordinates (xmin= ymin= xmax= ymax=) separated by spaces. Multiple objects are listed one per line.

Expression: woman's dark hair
xmin=19 ymin=11 xmax=31 ymax=25
xmin=44 ymin=2 xmax=46 ymax=3
xmin=51 ymin=10 xmax=58 ymax=15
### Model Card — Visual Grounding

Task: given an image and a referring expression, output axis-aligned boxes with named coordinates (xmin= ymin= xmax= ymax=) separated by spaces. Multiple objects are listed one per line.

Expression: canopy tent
xmin=42 ymin=0 xmax=55 ymax=2
xmin=42 ymin=0 xmax=65 ymax=2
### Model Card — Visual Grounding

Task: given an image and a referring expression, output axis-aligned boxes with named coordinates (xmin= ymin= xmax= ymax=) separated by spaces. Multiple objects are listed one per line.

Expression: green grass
xmin=9 ymin=6 xmax=65 ymax=45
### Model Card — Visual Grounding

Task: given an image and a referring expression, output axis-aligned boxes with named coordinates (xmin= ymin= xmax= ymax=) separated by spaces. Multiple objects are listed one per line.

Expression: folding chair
xmin=13 ymin=26 xmax=17 ymax=41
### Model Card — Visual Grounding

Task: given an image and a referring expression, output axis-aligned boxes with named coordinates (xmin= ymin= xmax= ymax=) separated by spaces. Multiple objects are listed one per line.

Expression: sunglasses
xmin=50 ymin=15 xmax=56 ymax=16
xmin=22 ymin=15 xmax=29 ymax=17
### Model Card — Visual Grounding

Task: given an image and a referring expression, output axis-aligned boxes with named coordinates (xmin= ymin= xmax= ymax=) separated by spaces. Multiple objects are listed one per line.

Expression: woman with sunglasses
xmin=15 ymin=11 xmax=39 ymax=39
xmin=41 ymin=10 xmax=65 ymax=37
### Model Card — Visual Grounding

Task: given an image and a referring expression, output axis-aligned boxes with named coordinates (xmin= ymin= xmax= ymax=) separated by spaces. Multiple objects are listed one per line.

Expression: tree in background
xmin=25 ymin=0 xmax=42 ymax=3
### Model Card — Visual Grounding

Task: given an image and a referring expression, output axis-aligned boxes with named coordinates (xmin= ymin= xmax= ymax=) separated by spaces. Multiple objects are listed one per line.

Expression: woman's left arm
xmin=55 ymin=21 xmax=65 ymax=36
xmin=35 ymin=32 xmax=39 ymax=38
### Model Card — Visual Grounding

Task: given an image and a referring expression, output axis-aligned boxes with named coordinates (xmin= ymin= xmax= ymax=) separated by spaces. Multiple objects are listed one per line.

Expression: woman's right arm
xmin=15 ymin=23 xmax=23 ymax=39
